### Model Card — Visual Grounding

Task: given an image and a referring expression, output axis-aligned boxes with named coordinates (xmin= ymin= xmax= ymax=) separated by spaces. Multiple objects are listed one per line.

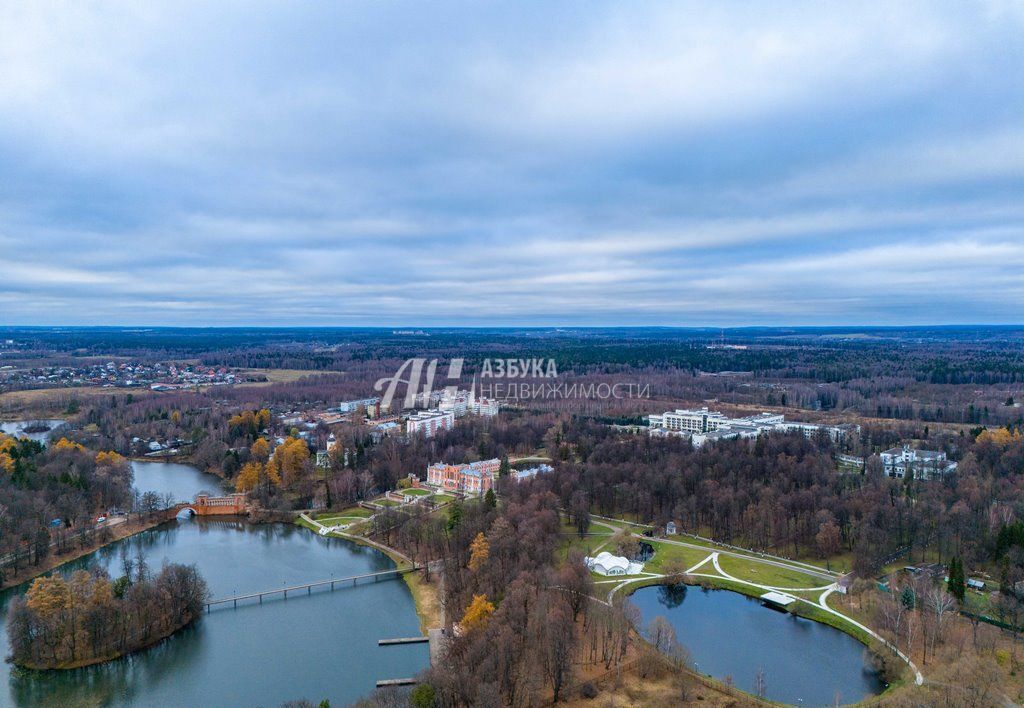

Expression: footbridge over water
xmin=204 ymin=566 xmax=419 ymax=611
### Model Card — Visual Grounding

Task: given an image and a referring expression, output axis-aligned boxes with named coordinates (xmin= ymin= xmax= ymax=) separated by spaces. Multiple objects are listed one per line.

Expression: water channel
xmin=1 ymin=460 xmax=427 ymax=707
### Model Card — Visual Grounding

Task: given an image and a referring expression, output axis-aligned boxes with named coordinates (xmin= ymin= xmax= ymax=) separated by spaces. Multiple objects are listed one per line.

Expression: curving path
xmin=589 ymin=518 xmax=924 ymax=686
xmin=300 ymin=513 xmax=414 ymax=566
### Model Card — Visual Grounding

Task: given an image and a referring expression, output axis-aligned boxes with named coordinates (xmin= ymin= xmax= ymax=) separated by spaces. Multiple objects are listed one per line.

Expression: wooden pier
xmin=378 ymin=636 xmax=429 ymax=645
xmin=376 ymin=678 xmax=418 ymax=687
xmin=205 ymin=566 xmax=417 ymax=611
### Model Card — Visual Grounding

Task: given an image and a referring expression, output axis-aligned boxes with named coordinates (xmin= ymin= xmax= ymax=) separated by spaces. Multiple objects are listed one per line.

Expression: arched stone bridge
xmin=165 ymin=493 xmax=248 ymax=518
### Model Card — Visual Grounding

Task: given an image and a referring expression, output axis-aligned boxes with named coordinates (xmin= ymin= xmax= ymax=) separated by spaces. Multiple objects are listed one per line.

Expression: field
xmin=233 ymin=368 xmax=323 ymax=386
xmin=0 ymin=387 xmax=155 ymax=417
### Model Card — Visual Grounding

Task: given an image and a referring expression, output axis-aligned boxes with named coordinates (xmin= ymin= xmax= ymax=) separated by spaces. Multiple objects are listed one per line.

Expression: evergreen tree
xmin=446 ymin=502 xmax=463 ymax=533
xmin=947 ymin=556 xmax=966 ymax=603
xmin=498 ymin=455 xmax=511 ymax=478
xmin=900 ymin=585 xmax=915 ymax=610
xmin=484 ymin=487 xmax=496 ymax=509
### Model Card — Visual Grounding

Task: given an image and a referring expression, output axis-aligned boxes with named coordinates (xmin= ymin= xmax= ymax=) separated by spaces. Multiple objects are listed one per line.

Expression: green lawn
xmin=429 ymin=493 xmax=455 ymax=504
xmin=557 ymin=522 xmax=614 ymax=560
xmin=512 ymin=456 xmax=552 ymax=467
xmin=643 ymin=541 xmax=716 ymax=574
xmin=315 ymin=507 xmax=370 ymax=520
xmin=716 ymin=553 xmax=828 ymax=589
xmin=401 ymin=488 xmax=432 ymax=497
xmin=315 ymin=515 xmax=368 ymax=527
xmin=375 ymin=498 xmax=399 ymax=507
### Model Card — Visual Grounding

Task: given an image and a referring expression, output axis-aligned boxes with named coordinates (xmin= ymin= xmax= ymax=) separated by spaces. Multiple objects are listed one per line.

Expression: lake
xmin=1 ymin=461 xmax=427 ymax=707
xmin=630 ymin=584 xmax=884 ymax=706
xmin=130 ymin=459 xmax=227 ymax=503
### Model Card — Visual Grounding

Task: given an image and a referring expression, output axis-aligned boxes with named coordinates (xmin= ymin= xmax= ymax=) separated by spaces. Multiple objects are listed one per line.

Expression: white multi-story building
xmin=439 ymin=390 xmax=470 ymax=417
xmin=406 ymin=409 xmax=454 ymax=438
xmin=337 ymin=397 xmax=381 ymax=413
xmin=647 ymin=406 xmax=857 ymax=448
xmin=437 ymin=388 xmax=501 ymax=418
xmin=880 ymin=445 xmax=957 ymax=480
xmin=470 ymin=397 xmax=500 ymax=417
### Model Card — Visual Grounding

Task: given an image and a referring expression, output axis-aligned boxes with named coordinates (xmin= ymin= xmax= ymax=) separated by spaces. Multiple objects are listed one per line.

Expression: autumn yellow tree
xmin=95 ymin=451 xmax=127 ymax=467
xmin=250 ymin=437 xmax=270 ymax=462
xmin=468 ymin=532 xmax=490 ymax=572
xmin=0 ymin=434 xmax=14 ymax=473
xmin=235 ymin=462 xmax=262 ymax=492
xmin=25 ymin=574 xmax=72 ymax=665
xmin=271 ymin=437 xmax=309 ymax=487
xmin=460 ymin=594 xmax=495 ymax=631
xmin=53 ymin=438 xmax=86 ymax=453
xmin=977 ymin=428 xmax=1023 ymax=446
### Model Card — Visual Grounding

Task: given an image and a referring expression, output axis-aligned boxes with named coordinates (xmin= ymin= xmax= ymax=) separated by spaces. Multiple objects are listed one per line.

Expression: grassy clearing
xmin=716 ymin=553 xmax=829 ymax=589
xmin=315 ymin=507 xmax=370 ymax=520
xmin=375 ymin=498 xmax=399 ymax=507
xmin=314 ymin=515 xmax=365 ymax=527
xmin=430 ymin=493 xmax=455 ymax=504
xmin=643 ymin=541 xmax=715 ymax=574
xmin=511 ymin=455 xmax=551 ymax=466
xmin=401 ymin=488 xmax=432 ymax=497
xmin=558 ymin=534 xmax=610 ymax=559
xmin=234 ymin=368 xmax=321 ymax=386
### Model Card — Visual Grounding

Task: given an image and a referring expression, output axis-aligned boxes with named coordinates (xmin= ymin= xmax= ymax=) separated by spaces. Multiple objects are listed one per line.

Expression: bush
xmin=410 ymin=683 xmax=437 ymax=708
xmin=578 ymin=681 xmax=599 ymax=699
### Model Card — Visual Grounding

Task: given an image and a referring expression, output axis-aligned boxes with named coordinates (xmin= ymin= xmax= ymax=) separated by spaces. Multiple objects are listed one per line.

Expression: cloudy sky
xmin=1 ymin=1 xmax=1023 ymax=326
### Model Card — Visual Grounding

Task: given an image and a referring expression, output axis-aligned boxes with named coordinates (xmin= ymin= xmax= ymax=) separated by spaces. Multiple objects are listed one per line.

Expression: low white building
xmin=880 ymin=445 xmax=957 ymax=480
xmin=511 ymin=464 xmax=553 ymax=482
xmin=585 ymin=551 xmax=644 ymax=576
xmin=648 ymin=406 xmax=857 ymax=447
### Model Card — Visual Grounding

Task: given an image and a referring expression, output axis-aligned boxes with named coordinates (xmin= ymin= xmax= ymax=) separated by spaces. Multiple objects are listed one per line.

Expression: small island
xmin=6 ymin=563 xmax=208 ymax=670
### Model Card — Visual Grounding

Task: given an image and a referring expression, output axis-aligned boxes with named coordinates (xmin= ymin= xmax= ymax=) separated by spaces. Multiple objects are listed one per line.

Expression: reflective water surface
xmin=1 ymin=462 xmax=426 ymax=707
xmin=630 ymin=583 xmax=883 ymax=706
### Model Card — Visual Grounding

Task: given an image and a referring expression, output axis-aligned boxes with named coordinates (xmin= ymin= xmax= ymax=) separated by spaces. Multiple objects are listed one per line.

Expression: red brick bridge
xmin=166 ymin=493 xmax=248 ymax=517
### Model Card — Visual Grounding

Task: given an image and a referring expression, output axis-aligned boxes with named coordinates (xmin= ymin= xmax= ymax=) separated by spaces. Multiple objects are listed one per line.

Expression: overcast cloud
xmin=1 ymin=1 xmax=1023 ymax=326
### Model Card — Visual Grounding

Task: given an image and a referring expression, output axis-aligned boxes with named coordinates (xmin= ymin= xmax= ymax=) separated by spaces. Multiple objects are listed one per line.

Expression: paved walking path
xmin=588 ymin=517 xmax=924 ymax=686
xmin=299 ymin=513 xmax=413 ymax=566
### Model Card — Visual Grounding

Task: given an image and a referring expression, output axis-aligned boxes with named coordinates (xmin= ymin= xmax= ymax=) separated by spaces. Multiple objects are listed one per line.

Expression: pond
xmin=0 ymin=419 xmax=66 ymax=445
xmin=1 ymin=462 xmax=427 ymax=707
xmin=630 ymin=584 xmax=884 ymax=706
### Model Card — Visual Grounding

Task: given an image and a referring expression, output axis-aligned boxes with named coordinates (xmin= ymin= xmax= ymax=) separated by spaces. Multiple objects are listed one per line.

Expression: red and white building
xmin=426 ymin=458 xmax=501 ymax=495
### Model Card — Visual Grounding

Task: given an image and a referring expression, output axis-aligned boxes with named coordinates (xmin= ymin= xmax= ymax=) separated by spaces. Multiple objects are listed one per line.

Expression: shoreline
xmin=1 ymin=516 xmax=169 ymax=592
xmin=12 ymin=617 xmax=200 ymax=672
xmin=295 ymin=514 xmax=442 ymax=634
xmin=616 ymin=577 xmax=896 ymax=700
